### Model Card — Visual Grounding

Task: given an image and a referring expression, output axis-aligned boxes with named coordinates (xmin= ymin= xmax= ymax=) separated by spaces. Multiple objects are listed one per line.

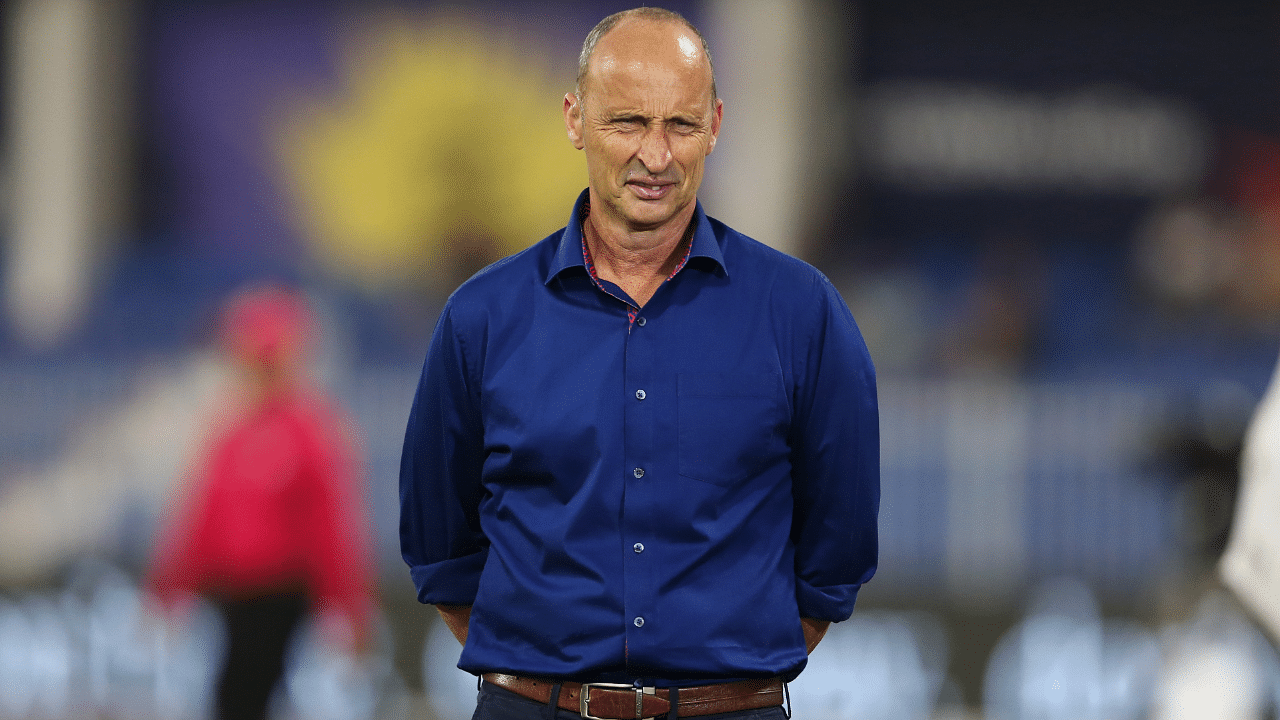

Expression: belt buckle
xmin=579 ymin=682 xmax=656 ymax=720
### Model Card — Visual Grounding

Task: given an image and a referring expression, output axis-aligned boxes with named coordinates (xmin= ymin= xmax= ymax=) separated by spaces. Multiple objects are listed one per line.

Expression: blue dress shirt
xmin=400 ymin=190 xmax=879 ymax=685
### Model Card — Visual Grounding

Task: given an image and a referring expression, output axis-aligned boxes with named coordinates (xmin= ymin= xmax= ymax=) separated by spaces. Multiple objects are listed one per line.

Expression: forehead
xmin=586 ymin=19 xmax=713 ymax=107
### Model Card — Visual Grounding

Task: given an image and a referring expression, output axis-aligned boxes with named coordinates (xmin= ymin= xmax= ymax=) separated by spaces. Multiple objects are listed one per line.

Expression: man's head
xmin=575 ymin=8 xmax=717 ymax=108
xmin=564 ymin=7 xmax=723 ymax=234
xmin=220 ymin=284 xmax=312 ymax=386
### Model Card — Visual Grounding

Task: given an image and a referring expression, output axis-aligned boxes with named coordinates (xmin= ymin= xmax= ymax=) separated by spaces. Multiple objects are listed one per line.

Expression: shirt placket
xmin=620 ymin=299 xmax=656 ymax=662
xmin=580 ymin=231 xmax=692 ymax=664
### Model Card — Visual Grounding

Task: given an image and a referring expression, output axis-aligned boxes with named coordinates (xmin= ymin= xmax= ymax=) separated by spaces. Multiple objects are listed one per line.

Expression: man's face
xmin=564 ymin=19 xmax=723 ymax=233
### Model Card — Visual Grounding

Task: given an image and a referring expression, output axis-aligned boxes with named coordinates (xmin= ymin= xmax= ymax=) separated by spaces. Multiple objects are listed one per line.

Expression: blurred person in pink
xmin=146 ymin=284 xmax=375 ymax=720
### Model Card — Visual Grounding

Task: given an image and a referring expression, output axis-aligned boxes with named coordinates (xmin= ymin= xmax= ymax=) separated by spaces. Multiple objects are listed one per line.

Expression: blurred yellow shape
xmin=274 ymin=12 xmax=584 ymax=295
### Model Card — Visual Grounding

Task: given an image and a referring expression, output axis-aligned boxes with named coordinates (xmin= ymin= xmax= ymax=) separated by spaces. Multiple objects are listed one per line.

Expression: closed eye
xmin=612 ymin=116 xmax=646 ymax=131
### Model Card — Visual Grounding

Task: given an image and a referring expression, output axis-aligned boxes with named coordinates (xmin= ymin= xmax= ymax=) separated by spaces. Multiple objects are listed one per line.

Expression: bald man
xmin=400 ymin=8 xmax=879 ymax=720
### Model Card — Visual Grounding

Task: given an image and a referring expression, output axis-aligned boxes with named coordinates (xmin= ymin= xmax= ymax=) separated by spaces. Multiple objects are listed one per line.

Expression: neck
xmin=582 ymin=197 xmax=695 ymax=292
xmin=242 ymin=363 xmax=298 ymax=402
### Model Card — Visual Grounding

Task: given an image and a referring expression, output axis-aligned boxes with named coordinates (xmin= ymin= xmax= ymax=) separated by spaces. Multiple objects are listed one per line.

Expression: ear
xmin=706 ymin=97 xmax=723 ymax=155
xmin=564 ymin=92 xmax=585 ymax=150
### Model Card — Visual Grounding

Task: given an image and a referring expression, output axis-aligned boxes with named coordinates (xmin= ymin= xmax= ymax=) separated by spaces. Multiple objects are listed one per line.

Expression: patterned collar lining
xmin=579 ymin=199 xmax=694 ymax=325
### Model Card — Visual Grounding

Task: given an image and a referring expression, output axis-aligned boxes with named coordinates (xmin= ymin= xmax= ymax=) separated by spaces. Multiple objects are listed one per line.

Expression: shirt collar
xmin=545 ymin=188 xmax=727 ymax=285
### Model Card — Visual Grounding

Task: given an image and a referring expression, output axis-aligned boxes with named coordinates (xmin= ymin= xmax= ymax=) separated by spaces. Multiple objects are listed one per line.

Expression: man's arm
xmin=437 ymin=604 xmax=472 ymax=646
xmin=401 ymin=302 xmax=489 ymax=608
xmin=789 ymin=277 xmax=879 ymax=624
xmin=801 ymin=617 xmax=830 ymax=654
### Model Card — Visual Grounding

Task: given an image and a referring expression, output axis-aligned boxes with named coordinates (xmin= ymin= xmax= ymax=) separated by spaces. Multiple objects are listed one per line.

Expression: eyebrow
xmin=607 ymin=112 xmax=702 ymax=125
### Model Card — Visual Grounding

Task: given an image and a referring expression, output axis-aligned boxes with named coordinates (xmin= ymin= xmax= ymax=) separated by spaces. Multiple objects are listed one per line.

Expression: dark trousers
xmin=472 ymin=683 xmax=789 ymax=720
xmin=214 ymin=591 xmax=309 ymax=720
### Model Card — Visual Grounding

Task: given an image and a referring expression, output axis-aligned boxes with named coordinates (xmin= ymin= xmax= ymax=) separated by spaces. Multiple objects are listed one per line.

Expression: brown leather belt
xmin=482 ymin=673 xmax=785 ymax=719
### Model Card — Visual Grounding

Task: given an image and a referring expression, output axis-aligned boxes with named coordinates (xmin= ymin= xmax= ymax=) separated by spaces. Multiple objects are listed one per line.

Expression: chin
xmin=622 ymin=199 xmax=684 ymax=227
xmin=624 ymin=211 xmax=676 ymax=231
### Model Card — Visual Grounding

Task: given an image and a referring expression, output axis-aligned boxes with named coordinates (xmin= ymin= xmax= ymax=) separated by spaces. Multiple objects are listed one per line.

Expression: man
xmin=400 ymin=7 xmax=878 ymax=720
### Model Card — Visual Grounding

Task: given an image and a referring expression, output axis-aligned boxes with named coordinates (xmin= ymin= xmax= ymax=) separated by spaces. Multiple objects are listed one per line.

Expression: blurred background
xmin=0 ymin=0 xmax=1278 ymax=718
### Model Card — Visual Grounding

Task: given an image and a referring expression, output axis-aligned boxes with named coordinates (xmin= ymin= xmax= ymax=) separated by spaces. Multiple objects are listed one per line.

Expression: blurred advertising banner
xmin=140 ymin=1 xmax=697 ymax=299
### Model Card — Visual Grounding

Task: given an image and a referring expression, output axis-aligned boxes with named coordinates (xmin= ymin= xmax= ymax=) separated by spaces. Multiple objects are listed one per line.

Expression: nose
xmin=636 ymin=125 xmax=673 ymax=174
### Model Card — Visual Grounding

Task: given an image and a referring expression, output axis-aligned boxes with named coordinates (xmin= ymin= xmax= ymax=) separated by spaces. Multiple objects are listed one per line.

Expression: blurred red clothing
xmin=148 ymin=386 xmax=375 ymax=643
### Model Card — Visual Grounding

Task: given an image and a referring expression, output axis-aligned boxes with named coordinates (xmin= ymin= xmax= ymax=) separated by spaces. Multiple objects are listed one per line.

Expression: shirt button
xmin=633 ymin=543 xmax=644 ymax=553
xmin=633 ymin=467 xmax=645 ymax=478
xmin=635 ymin=389 xmax=646 ymax=400
xmin=636 ymin=317 xmax=647 ymax=327
xmin=634 ymin=617 xmax=645 ymax=627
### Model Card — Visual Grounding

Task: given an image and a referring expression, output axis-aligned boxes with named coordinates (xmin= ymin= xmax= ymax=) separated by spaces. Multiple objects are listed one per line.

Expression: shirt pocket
xmin=677 ymin=371 xmax=788 ymax=487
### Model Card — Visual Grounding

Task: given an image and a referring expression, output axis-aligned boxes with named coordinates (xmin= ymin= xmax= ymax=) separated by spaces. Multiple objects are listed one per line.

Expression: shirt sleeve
xmin=400 ymin=300 xmax=490 ymax=605
xmin=300 ymin=401 xmax=377 ymax=642
xmin=145 ymin=419 xmax=229 ymax=611
xmin=146 ymin=466 xmax=214 ymax=610
xmin=788 ymin=274 xmax=880 ymax=622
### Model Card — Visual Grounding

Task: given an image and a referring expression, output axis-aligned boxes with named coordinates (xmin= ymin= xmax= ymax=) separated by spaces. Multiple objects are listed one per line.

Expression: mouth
xmin=626 ymin=180 xmax=674 ymax=201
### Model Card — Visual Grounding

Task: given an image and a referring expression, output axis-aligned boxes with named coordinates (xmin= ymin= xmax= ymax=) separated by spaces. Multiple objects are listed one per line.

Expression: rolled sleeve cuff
xmin=795 ymin=578 xmax=860 ymax=622
xmin=409 ymin=548 xmax=488 ymax=605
